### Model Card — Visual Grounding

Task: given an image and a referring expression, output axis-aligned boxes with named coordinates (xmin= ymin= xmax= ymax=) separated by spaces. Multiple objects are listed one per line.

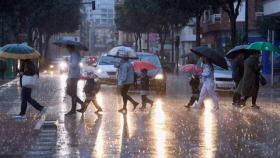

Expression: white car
xmin=214 ymin=65 xmax=235 ymax=91
xmin=94 ymin=54 xmax=120 ymax=84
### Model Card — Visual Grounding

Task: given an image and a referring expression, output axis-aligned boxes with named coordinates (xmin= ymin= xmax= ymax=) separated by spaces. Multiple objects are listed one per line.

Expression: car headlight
xmin=49 ymin=65 xmax=54 ymax=69
xmin=59 ymin=62 xmax=67 ymax=69
xmin=97 ymin=68 xmax=103 ymax=74
xmin=155 ymin=73 xmax=164 ymax=80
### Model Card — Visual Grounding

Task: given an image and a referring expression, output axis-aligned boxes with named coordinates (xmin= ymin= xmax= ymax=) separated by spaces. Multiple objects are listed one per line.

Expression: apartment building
xmin=200 ymin=0 xmax=263 ymax=49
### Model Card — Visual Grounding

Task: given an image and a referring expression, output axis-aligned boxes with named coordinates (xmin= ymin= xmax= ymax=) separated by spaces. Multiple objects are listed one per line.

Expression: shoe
xmin=95 ymin=108 xmax=103 ymax=113
xmin=133 ymin=102 xmax=139 ymax=111
xmin=184 ymin=104 xmax=191 ymax=108
xmin=65 ymin=111 xmax=76 ymax=116
xmin=213 ymin=105 xmax=219 ymax=111
xmin=77 ymin=108 xmax=86 ymax=113
xmin=118 ymin=108 xmax=127 ymax=113
xmin=14 ymin=115 xmax=27 ymax=120
xmin=40 ymin=107 xmax=48 ymax=115
xmin=251 ymin=105 xmax=260 ymax=109
xmin=139 ymin=107 xmax=146 ymax=111
xmin=238 ymin=100 xmax=246 ymax=107
xmin=192 ymin=101 xmax=199 ymax=109
xmin=150 ymin=101 xmax=154 ymax=107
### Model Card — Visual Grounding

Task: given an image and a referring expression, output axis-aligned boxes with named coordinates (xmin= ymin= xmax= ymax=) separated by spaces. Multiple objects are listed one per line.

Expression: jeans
xmin=196 ymin=81 xmax=219 ymax=108
xmin=141 ymin=95 xmax=153 ymax=108
xmin=232 ymin=80 xmax=241 ymax=103
xmin=67 ymin=78 xmax=84 ymax=112
xmin=20 ymin=87 xmax=43 ymax=115
xmin=120 ymin=84 xmax=137 ymax=109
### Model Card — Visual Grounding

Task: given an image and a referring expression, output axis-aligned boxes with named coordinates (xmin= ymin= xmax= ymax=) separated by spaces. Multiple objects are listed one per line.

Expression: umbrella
xmin=191 ymin=46 xmax=228 ymax=69
xmin=180 ymin=64 xmax=203 ymax=75
xmin=53 ymin=39 xmax=88 ymax=51
xmin=133 ymin=61 xmax=157 ymax=72
xmin=247 ymin=42 xmax=280 ymax=86
xmin=181 ymin=52 xmax=198 ymax=59
xmin=226 ymin=45 xmax=254 ymax=59
xmin=247 ymin=42 xmax=280 ymax=52
xmin=0 ymin=44 xmax=40 ymax=59
xmin=108 ymin=46 xmax=138 ymax=59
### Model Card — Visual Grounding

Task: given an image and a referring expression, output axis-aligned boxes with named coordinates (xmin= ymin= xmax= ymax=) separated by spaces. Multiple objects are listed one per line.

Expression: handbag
xmin=260 ymin=74 xmax=267 ymax=86
xmin=22 ymin=74 xmax=38 ymax=88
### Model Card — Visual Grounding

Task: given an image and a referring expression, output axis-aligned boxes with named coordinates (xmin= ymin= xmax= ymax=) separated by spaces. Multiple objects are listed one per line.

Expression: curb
xmin=0 ymin=78 xmax=19 ymax=88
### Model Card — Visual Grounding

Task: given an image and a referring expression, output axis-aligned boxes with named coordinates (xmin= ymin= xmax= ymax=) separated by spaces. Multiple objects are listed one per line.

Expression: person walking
xmin=117 ymin=57 xmax=139 ymax=113
xmin=231 ymin=54 xmax=245 ymax=106
xmin=184 ymin=75 xmax=201 ymax=108
xmin=237 ymin=51 xmax=261 ymax=109
xmin=77 ymin=77 xmax=102 ymax=114
xmin=15 ymin=60 xmax=47 ymax=119
xmin=0 ymin=59 xmax=7 ymax=80
xmin=65 ymin=45 xmax=84 ymax=116
xmin=138 ymin=69 xmax=154 ymax=110
xmin=193 ymin=57 xmax=219 ymax=110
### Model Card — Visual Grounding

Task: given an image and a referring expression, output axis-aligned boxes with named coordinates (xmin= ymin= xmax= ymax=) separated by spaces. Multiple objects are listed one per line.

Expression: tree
xmin=216 ymin=0 xmax=243 ymax=46
xmin=0 ymin=0 xmax=80 ymax=58
xmin=115 ymin=0 xmax=152 ymax=51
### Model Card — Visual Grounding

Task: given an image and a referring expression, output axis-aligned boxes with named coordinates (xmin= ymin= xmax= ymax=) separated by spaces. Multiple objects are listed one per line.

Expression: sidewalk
xmin=0 ymin=79 xmax=43 ymax=157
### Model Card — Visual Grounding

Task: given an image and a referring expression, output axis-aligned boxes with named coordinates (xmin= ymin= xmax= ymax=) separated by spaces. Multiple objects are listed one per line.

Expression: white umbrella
xmin=108 ymin=46 xmax=138 ymax=59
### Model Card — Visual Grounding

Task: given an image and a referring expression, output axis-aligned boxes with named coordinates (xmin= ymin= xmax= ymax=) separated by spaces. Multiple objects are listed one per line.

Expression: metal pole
xmin=271 ymin=30 xmax=275 ymax=86
xmin=244 ymin=0 xmax=249 ymax=43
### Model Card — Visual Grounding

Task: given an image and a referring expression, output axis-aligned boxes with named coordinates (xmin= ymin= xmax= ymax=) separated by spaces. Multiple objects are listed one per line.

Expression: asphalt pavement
xmin=0 ymin=73 xmax=280 ymax=158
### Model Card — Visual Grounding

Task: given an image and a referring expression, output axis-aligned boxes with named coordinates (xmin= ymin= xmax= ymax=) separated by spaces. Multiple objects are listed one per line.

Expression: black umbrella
xmin=226 ymin=45 xmax=252 ymax=59
xmin=53 ymin=39 xmax=88 ymax=51
xmin=180 ymin=52 xmax=197 ymax=58
xmin=191 ymin=46 xmax=228 ymax=69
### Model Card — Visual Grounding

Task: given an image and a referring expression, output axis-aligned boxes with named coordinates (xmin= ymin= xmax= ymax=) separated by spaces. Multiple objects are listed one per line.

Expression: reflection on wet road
xmin=11 ymin=74 xmax=280 ymax=157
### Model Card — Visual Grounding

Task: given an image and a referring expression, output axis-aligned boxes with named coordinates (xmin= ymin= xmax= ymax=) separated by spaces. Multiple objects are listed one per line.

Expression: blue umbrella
xmin=0 ymin=44 xmax=40 ymax=59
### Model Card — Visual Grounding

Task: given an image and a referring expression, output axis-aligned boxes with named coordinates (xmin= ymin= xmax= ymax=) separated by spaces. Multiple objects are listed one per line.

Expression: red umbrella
xmin=180 ymin=64 xmax=203 ymax=75
xmin=133 ymin=61 xmax=157 ymax=71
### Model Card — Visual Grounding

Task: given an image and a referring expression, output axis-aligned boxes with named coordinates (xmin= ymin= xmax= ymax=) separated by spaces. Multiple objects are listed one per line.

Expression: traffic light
xmin=92 ymin=1 xmax=95 ymax=10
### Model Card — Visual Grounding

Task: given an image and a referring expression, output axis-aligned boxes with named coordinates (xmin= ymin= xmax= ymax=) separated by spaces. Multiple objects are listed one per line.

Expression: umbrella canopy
xmin=53 ymin=39 xmax=88 ymax=51
xmin=191 ymin=46 xmax=228 ymax=69
xmin=226 ymin=45 xmax=254 ymax=59
xmin=0 ymin=44 xmax=40 ymax=59
xmin=247 ymin=42 xmax=280 ymax=53
xmin=133 ymin=61 xmax=157 ymax=72
xmin=180 ymin=64 xmax=203 ymax=75
xmin=108 ymin=46 xmax=138 ymax=59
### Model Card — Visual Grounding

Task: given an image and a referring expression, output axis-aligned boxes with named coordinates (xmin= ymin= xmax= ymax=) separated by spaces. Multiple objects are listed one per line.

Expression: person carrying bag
xmin=15 ymin=60 xmax=47 ymax=120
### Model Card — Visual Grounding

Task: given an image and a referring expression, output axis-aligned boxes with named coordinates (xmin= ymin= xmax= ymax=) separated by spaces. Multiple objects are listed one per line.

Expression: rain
xmin=0 ymin=0 xmax=280 ymax=158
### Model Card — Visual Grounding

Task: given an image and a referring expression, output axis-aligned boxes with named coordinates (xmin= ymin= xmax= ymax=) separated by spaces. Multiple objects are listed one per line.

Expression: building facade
xmin=82 ymin=0 xmax=116 ymax=54
xmin=200 ymin=0 xmax=263 ymax=50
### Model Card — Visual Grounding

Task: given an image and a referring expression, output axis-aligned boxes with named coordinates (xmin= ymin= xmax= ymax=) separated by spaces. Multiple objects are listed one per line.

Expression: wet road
xmin=1 ymin=73 xmax=280 ymax=157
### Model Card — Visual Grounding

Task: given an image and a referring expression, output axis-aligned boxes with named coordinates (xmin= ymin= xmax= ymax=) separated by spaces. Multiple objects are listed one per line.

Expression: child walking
xmin=139 ymin=69 xmax=154 ymax=110
xmin=185 ymin=75 xmax=200 ymax=108
xmin=77 ymin=77 xmax=102 ymax=114
xmin=193 ymin=57 xmax=219 ymax=110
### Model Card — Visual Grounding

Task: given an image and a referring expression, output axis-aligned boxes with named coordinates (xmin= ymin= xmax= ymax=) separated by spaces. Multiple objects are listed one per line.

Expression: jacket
xmin=117 ymin=60 xmax=134 ymax=86
xmin=68 ymin=52 xmax=81 ymax=79
xmin=19 ymin=60 xmax=38 ymax=87
xmin=231 ymin=58 xmax=244 ymax=84
xmin=140 ymin=75 xmax=150 ymax=91
xmin=237 ymin=56 xmax=261 ymax=97
xmin=189 ymin=77 xmax=200 ymax=94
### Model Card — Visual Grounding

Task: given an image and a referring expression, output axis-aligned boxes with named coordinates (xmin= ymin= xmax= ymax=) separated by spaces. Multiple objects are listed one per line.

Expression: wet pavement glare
xmin=1 ymin=73 xmax=280 ymax=157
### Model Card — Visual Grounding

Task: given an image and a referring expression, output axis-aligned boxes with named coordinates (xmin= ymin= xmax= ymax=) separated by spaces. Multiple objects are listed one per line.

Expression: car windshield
xmin=138 ymin=55 xmax=161 ymax=68
xmin=99 ymin=56 xmax=120 ymax=65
